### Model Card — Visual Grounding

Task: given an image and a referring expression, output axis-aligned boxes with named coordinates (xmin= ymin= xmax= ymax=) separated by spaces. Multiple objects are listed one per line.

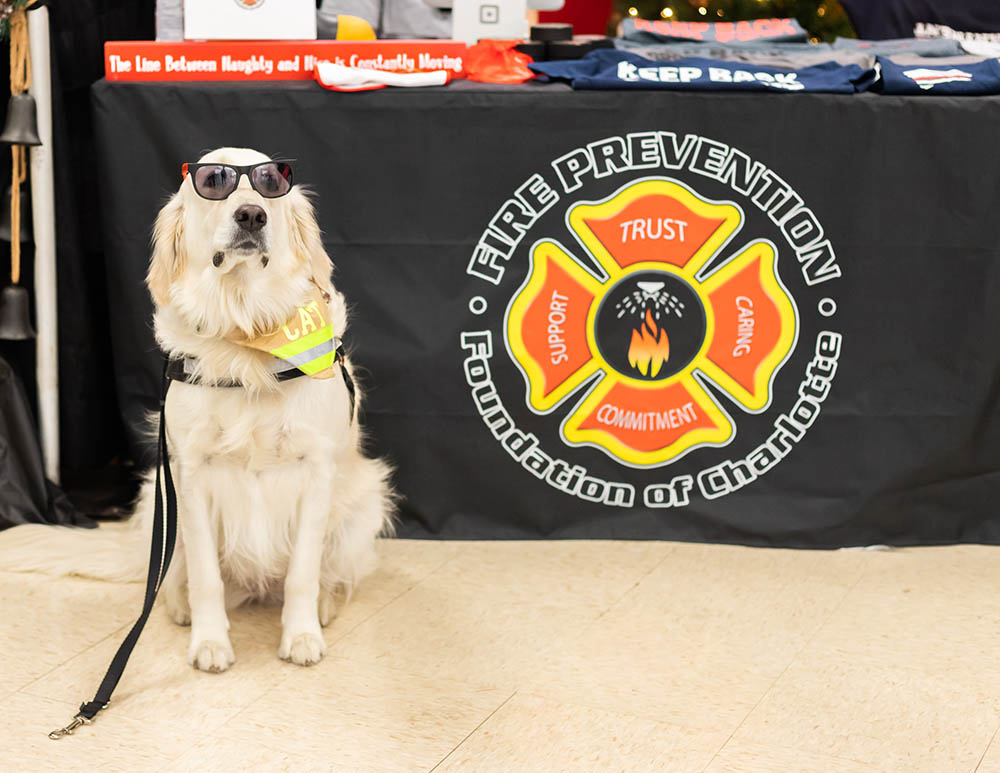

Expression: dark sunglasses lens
xmin=193 ymin=165 xmax=237 ymax=199
xmin=251 ymin=163 xmax=292 ymax=198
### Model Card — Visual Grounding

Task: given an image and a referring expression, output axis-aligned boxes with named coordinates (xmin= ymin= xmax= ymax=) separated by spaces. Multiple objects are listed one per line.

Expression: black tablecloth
xmin=91 ymin=79 xmax=1000 ymax=546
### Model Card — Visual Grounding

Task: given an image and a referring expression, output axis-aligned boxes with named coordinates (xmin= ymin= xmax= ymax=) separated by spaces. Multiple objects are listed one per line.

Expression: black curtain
xmin=0 ymin=355 xmax=92 ymax=527
xmin=0 ymin=1 xmax=155 ymax=512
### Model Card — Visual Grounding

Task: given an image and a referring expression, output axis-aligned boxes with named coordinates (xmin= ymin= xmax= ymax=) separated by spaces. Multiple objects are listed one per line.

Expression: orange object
xmin=332 ymin=14 xmax=376 ymax=41
xmin=465 ymin=39 xmax=535 ymax=84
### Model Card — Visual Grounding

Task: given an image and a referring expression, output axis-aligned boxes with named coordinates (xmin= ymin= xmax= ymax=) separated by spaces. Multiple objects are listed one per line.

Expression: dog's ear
xmin=288 ymin=189 xmax=333 ymax=293
xmin=147 ymin=193 xmax=186 ymax=308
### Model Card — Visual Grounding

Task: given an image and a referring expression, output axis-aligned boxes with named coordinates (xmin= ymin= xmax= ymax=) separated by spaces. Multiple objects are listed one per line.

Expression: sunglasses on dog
xmin=181 ymin=161 xmax=294 ymax=200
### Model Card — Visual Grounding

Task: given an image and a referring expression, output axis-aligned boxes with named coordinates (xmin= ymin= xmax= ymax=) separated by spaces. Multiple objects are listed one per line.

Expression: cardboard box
xmin=184 ymin=0 xmax=317 ymax=41
xmin=104 ymin=40 xmax=468 ymax=81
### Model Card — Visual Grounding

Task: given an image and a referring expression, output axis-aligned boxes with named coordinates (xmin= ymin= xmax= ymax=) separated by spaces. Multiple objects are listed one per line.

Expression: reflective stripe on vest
xmin=269 ymin=323 xmax=335 ymax=376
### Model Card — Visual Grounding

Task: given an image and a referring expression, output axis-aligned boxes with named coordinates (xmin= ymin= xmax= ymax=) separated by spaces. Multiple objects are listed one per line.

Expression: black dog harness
xmin=49 ymin=347 xmax=355 ymax=739
xmin=164 ymin=340 xmax=356 ymax=415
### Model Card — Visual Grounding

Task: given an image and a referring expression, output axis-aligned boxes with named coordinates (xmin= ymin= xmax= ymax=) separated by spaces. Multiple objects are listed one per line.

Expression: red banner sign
xmin=104 ymin=40 xmax=467 ymax=81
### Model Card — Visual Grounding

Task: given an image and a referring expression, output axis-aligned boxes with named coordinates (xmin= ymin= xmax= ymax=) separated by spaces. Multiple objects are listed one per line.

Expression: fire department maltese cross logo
xmin=506 ymin=178 xmax=798 ymax=467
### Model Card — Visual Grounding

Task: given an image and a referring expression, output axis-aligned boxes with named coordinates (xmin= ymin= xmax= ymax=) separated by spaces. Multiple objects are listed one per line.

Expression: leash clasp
xmin=48 ymin=713 xmax=92 ymax=740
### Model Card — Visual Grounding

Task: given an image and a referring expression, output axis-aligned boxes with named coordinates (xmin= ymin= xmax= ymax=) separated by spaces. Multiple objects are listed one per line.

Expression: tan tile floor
xmin=2 ymin=539 xmax=1000 ymax=772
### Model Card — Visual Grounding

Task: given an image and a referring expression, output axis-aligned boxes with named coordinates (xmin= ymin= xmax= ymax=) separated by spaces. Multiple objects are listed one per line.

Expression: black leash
xmin=49 ymin=362 xmax=177 ymax=739
xmin=48 ymin=350 xmax=355 ymax=739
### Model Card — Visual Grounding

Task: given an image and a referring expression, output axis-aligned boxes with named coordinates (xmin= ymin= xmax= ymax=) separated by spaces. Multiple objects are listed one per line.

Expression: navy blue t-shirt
xmin=878 ymin=55 xmax=1000 ymax=94
xmin=840 ymin=0 xmax=1000 ymax=41
xmin=530 ymin=50 xmax=877 ymax=94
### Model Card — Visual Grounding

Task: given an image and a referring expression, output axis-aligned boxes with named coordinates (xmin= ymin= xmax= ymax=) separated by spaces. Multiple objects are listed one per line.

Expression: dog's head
xmin=148 ymin=147 xmax=332 ymax=339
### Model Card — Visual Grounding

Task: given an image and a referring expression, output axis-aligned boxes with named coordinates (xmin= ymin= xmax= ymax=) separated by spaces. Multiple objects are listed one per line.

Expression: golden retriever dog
xmin=0 ymin=147 xmax=394 ymax=671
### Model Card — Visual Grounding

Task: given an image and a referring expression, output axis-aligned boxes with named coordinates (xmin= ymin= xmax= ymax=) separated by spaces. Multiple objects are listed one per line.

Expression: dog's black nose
xmin=234 ymin=205 xmax=267 ymax=232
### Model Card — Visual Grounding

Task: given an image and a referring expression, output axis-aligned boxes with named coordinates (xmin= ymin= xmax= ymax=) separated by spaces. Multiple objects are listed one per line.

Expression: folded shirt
xmin=530 ymin=49 xmax=877 ymax=93
xmin=833 ymin=36 xmax=966 ymax=56
xmin=619 ymin=17 xmax=808 ymax=45
xmin=958 ymin=39 xmax=1000 ymax=57
xmin=838 ymin=0 xmax=1000 ymax=42
xmin=615 ymin=40 xmax=875 ymax=70
xmin=877 ymin=54 xmax=1000 ymax=94
xmin=885 ymin=53 xmax=994 ymax=65
xmin=615 ymin=35 xmax=966 ymax=61
xmin=908 ymin=22 xmax=1000 ymax=56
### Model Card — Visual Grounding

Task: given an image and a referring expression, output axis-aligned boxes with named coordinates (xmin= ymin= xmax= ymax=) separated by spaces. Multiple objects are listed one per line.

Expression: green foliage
xmin=0 ymin=0 xmax=31 ymax=41
xmin=618 ymin=0 xmax=856 ymax=43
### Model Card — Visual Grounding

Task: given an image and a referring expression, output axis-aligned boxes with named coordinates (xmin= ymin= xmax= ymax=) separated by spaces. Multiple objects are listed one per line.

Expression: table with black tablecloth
xmin=90 ymin=79 xmax=1000 ymax=546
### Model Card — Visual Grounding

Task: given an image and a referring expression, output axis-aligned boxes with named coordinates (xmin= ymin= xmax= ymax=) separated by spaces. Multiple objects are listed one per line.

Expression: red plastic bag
xmin=466 ymin=39 xmax=536 ymax=84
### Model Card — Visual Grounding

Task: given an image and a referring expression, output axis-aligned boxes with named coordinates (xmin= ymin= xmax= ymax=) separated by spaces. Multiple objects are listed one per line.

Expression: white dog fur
xmin=0 ymin=147 xmax=394 ymax=671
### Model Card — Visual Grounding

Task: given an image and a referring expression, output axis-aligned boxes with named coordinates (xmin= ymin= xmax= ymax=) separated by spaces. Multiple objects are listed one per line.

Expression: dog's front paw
xmin=188 ymin=638 xmax=236 ymax=673
xmin=279 ymin=631 xmax=327 ymax=666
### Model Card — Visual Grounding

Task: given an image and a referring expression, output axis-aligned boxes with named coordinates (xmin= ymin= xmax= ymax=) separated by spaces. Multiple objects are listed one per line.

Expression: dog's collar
xmin=165 ymin=339 xmax=346 ymax=389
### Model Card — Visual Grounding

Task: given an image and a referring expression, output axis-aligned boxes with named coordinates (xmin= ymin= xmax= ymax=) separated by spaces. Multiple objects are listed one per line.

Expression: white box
xmin=451 ymin=0 xmax=529 ymax=45
xmin=184 ymin=0 xmax=317 ymax=41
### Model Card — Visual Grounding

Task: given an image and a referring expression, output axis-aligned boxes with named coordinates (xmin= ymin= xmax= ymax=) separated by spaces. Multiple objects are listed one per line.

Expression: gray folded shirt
xmin=613 ymin=33 xmax=972 ymax=71
xmin=614 ymin=40 xmax=875 ymax=69
xmin=832 ymin=37 xmax=966 ymax=56
xmin=884 ymin=53 xmax=994 ymax=66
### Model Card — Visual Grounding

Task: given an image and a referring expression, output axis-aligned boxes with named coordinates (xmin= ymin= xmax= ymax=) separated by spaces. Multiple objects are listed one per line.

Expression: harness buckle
xmin=48 ymin=713 xmax=92 ymax=740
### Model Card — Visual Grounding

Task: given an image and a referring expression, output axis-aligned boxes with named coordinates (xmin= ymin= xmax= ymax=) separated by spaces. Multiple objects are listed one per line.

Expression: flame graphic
xmin=628 ymin=308 xmax=670 ymax=378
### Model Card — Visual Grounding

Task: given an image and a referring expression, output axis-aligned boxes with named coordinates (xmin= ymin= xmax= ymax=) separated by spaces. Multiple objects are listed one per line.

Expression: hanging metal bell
xmin=0 ymin=284 xmax=35 ymax=340
xmin=0 ymin=94 xmax=42 ymax=146
xmin=0 ymin=183 xmax=31 ymax=242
